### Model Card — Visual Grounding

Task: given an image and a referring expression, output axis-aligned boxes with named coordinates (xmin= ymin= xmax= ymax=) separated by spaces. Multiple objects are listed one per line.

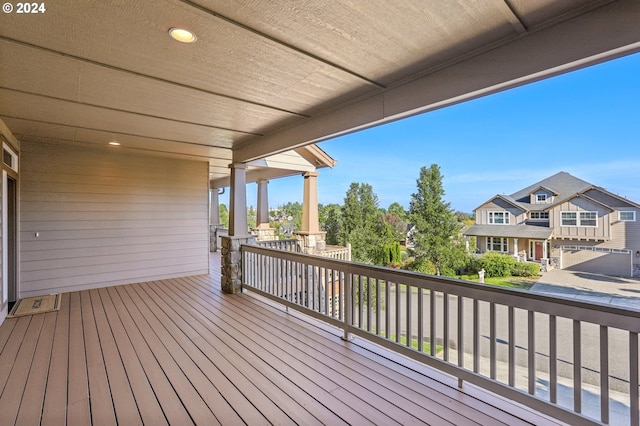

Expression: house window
xmin=530 ymin=212 xmax=549 ymax=220
xmin=561 ymin=211 xmax=597 ymax=226
xmin=579 ymin=211 xmax=597 ymax=227
xmin=561 ymin=212 xmax=576 ymax=226
xmin=619 ymin=211 xmax=636 ymax=222
xmin=536 ymin=194 xmax=547 ymax=203
xmin=487 ymin=237 xmax=508 ymax=252
xmin=488 ymin=211 xmax=510 ymax=224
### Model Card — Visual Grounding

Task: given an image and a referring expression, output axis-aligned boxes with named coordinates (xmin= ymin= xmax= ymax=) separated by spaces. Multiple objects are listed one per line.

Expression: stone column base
xmin=252 ymin=227 xmax=277 ymax=241
xmin=221 ymin=235 xmax=255 ymax=294
xmin=294 ymin=231 xmax=326 ymax=255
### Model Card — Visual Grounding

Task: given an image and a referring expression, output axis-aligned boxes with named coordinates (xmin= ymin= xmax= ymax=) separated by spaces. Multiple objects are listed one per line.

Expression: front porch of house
xmin=0 ymin=252 xmax=562 ymax=425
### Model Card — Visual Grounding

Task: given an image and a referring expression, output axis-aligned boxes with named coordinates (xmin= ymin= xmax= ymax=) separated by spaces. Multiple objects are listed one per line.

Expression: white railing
xmin=320 ymin=243 xmax=351 ymax=261
xmin=241 ymin=244 xmax=640 ymax=426
xmin=255 ymin=238 xmax=300 ymax=252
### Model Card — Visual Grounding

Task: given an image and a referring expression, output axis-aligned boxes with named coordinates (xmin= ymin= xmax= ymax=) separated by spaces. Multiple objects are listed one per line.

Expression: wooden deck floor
xmin=0 ymin=253 xmax=565 ymax=425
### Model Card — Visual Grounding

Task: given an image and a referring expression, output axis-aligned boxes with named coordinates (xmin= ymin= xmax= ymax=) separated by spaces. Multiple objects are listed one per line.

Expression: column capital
xmin=303 ymin=171 xmax=319 ymax=178
xmin=229 ymin=162 xmax=248 ymax=170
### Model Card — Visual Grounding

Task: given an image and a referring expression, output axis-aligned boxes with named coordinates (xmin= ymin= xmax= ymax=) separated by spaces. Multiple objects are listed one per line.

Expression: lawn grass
xmin=370 ymin=329 xmax=443 ymax=354
xmin=459 ymin=274 xmax=539 ymax=290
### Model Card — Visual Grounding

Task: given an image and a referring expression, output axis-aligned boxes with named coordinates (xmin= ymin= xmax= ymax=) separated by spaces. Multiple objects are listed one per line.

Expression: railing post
xmin=342 ymin=271 xmax=353 ymax=341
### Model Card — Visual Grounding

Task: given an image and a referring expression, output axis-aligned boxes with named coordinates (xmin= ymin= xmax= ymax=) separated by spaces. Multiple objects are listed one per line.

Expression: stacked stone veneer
xmin=221 ymin=235 xmax=254 ymax=294
xmin=294 ymin=231 xmax=326 ymax=255
xmin=634 ymin=263 xmax=640 ymax=278
xmin=252 ymin=227 xmax=277 ymax=241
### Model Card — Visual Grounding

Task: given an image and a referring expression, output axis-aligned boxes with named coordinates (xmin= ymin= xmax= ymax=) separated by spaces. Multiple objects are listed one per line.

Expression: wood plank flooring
xmin=0 ymin=253 xmax=565 ymax=425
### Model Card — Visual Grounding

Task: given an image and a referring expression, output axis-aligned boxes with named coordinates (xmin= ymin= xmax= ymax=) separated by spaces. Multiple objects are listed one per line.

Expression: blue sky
xmin=238 ymin=52 xmax=640 ymax=214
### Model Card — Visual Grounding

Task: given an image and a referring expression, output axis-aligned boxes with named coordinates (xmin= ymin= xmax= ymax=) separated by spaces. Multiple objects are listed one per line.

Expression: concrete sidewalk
xmin=530 ymin=268 xmax=640 ymax=310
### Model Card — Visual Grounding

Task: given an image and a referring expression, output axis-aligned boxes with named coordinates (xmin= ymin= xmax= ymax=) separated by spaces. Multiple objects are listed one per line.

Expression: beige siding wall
xmin=549 ymin=197 xmax=611 ymax=240
xmin=475 ymin=199 xmax=524 ymax=225
xmin=19 ymin=141 xmax=209 ymax=297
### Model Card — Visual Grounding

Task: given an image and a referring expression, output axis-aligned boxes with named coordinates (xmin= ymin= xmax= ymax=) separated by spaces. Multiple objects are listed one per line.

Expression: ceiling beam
xmin=0 ymin=87 xmax=261 ymax=136
xmin=233 ymin=0 xmax=640 ymax=163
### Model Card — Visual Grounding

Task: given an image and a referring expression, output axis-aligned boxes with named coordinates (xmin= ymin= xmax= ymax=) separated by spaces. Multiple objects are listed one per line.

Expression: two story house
xmin=465 ymin=172 xmax=640 ymax=277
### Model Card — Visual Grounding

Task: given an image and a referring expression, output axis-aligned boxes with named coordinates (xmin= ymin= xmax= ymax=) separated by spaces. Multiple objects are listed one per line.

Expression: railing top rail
xmin=241 ymin=244 xmax=640 ymax=332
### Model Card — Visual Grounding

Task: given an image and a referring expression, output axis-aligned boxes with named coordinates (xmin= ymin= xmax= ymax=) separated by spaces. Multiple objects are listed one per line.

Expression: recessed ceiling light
xmin=169 ymin=27 xmax=197 ymax=43
xmin=108 ymin=141 xmax=120 ymax=146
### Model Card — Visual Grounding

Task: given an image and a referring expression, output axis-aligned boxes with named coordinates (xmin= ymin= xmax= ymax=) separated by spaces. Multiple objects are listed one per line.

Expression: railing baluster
xmin=430 ymin=290 xmax=436 ymax=356
xmin=395 ymin=282 xmax=401 ymax=344
xmin=630 ymin=332 xmax=638 ymax=426
xmin=356 ymin=275 xmax=362 ymax=328
xmin=458 ymin=295 xmax=464 ymax=388
xmin=550 ymin=315 xmax=557 ymax=404
xmin=490 ymin=302 xmax=496 ymax=379
xmin=385 ymin=280 xmax=390 ymax=339
xmin=407 ymin=282 xmax=412 ymax=349
xmin=343 ymin=271 xmax=352 ymax=341
xmin=600 ymin=325 xmax=609 ymax=424
xmin=528 ymin=310 xmax=535 ymax=395
xmin=443 ymin=292 xmax=449 ymax=362
xmin=418 ymin=288 xmax=424 ymax=353
xmin=376 ymin=278 xmax=381 ymax=336
xmin=574 ymin=320 xmax=582 ymax=413
xmin=367 ymin=276 xmax=372 ymax=332
xmin=508 ymin=306 xmax=515 ymax=387
xmin=473 ymin=299 xmax=479 ymax=373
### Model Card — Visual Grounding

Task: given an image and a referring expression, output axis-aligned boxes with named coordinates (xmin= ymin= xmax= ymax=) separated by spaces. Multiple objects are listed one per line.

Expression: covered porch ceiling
xmin=1 ymin=0 xmax=639 ymax=183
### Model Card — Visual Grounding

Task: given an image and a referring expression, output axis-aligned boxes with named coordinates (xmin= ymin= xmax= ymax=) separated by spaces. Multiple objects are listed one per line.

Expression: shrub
xmin=512 ymin=261 xmax=540 ymax=277
xmin=477 ymin=252 xmax=517 ymax=278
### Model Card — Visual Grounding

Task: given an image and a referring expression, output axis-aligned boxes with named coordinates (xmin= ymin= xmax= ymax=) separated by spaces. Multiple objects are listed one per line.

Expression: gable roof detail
xmin=473 ymin=194 xmax=525 ymax=212
xmin=528 ymin=185 xmax=559 ymax=196
xmin=510 ymin=172 xmax=591 ymax=203
xmin=474 ymin=171 xmax=639 ymax=214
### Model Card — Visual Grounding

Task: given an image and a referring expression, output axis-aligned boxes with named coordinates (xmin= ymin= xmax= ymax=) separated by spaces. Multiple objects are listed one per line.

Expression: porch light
xmin=636 ymin=250 xmax=640 ymax=257
xmin=108 ymin=141 xmax=120 ymax=146
xmin=168 ymin=28 xmax=197 ymax=43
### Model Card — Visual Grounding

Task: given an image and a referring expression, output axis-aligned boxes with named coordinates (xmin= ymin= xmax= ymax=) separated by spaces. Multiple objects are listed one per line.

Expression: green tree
xmin=247 ymin=205 xmax=257 ymax=229
xmin=339 ymin=183 xmax=382 ymax=263
xmin=319 ymin=203 xmax=341 ymax=245
xmin=388 ymin=202 xmax=408 ymax=222
xmin=409 ymin=164 xmax=465 ymax=276
xmin=219 ymin=203 xmax=229 ymax=228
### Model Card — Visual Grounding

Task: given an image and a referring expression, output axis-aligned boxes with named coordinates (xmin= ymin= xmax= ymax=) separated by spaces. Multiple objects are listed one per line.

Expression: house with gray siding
xmin=465 ymin=172 xmax=640 ymax=277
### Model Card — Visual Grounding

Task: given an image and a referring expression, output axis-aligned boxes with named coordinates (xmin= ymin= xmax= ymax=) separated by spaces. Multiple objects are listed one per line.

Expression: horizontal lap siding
xmin=19 ymin=141 xmax=209 ymax=296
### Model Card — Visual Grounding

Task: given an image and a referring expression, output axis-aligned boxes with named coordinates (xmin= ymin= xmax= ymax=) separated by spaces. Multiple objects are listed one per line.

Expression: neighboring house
xmin=464 ymin=172 xmax=640 ymax=277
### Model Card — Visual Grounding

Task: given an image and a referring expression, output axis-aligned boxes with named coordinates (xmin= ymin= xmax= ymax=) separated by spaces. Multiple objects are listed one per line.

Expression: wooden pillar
xmin=295 ymin=171 xmax=325 ymax=254
xmin=301 ymin=171 xmax=319 ymax=233
xmin=210 ymin=187 xmax=220 ymax=225
xmin=228 ymin=163 xmax=248 ymax=236
xmin=256 ymin=179 xmax=270 ymax=229
xmin=221 ymin=163 xmax=254 ymax=294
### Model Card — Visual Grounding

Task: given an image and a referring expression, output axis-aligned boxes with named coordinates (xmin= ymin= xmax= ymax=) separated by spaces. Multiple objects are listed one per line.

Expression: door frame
xmin=1 ymin=140 xmax=18 ymax=322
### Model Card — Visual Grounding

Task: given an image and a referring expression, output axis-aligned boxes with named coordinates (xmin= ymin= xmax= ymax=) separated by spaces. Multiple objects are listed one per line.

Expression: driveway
xmin=530 ymin=268 xmax=640 ymax=310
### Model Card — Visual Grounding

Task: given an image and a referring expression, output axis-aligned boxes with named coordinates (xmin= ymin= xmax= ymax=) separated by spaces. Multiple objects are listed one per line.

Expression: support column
xmin=209 ymin=187 xmax=221 ymax=252
xmin=301 ymin=172 xmax=319 ymax=234
xmin=253 ymin=179 xmax=276 ymax=241
xmin=513 ymin=238 xmax=519 ymax=260
xmin=221 ymin=163 xmax=254 ymax=294
xmin=295 ymin=171 xmax=326 ymax=254
xmin=210 ymin=187 xmax=220 ymax=226
xmin=228 ymin=163 xmax=248 ymax=237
